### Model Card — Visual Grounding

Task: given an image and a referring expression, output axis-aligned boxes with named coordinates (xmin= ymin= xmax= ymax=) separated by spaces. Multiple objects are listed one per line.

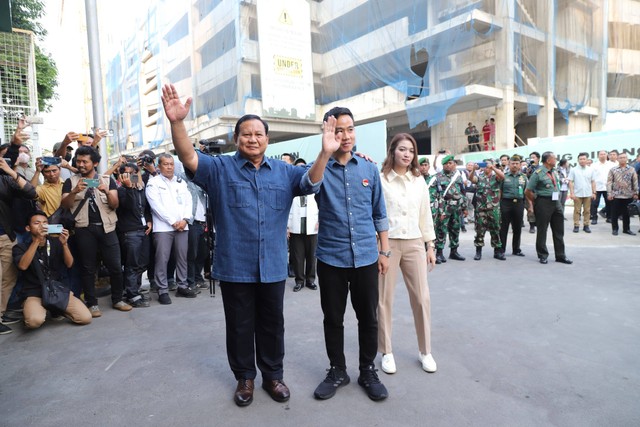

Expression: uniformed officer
xmin=524 ymin=151 xmax=573 ymax=264
xmin=525 ymin=152 xmax=541 ymax=233
xmin=500 ymin=155 xmax=528 ymax=256
xmin=434 ymin=155 xmax=467 ymax=263
xmin=469 ymin=159 xmax=505 ymax=261
xmin=420 ymin=157 xmax=439 ymax=225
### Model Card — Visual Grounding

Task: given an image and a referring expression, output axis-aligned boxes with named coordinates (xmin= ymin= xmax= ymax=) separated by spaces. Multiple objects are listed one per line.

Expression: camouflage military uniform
xmin=424 ymin=174 xmax=439 ymax=223
xmin=434 ymin=170 xmax=467 ymax=249
xmin=473 ymin=172 xmax=502 ymax=249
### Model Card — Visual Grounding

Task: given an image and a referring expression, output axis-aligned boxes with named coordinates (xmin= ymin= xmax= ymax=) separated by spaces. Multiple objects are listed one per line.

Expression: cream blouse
xmin=380 ymin=169 xmax=436 ymax=242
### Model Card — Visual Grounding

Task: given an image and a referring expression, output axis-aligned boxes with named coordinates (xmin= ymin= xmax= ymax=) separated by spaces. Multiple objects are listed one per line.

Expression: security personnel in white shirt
xmin=146 ymin=154 xmax=197 ymax=304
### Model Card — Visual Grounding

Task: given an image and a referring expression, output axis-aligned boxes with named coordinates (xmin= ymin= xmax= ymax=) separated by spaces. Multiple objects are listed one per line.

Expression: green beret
xmin=441 ymin=155 xmax=454 ymax=165
xmin=419 ymin=157 xmax=429 ymax=165
xmin=511 ymin=155 xmax=522 ymax=162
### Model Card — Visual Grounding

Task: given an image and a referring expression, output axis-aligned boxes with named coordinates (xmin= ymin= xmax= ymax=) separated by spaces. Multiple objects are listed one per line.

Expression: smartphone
xmin=77 ymin=134 xmax=90 ymax=143
xmin=47 ymin=224 xmax=63 ymax=234
xmin=83 ymin=178 xmax=100 ymax=188
xmin=476 ymin=161 xmax=488 ymax=168
xmin=41 ymin=156 xmax=61 ymax=166
xmin=131 ymin=174 xmax=139 ymax=184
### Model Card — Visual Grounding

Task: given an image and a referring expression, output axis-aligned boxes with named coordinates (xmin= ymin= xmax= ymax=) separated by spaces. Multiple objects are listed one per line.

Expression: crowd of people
xmin=465 ymin=118 xmax=496 ymax=152
xmin=1 ymin=94 xmax=639 ymax=407
xmin=417 ymin=148 xmax=639 ymax=265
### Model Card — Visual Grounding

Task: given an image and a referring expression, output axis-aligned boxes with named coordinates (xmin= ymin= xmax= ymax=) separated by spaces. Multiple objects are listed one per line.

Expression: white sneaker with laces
xmin=419 ymin=353 xmax=437 ymax=373
xmin=381 ymin=353 xmax=396 ymax=374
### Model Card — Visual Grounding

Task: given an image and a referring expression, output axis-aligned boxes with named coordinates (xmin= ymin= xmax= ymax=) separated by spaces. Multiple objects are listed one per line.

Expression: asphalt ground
xmin=1 ymin=210 xmax=639 ymax=427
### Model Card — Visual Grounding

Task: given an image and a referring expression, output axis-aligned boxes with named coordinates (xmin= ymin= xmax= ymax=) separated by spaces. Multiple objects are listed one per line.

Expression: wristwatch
xmin=379 ymin=250 xmax=391 ymax=258
xmin=426 ymin=241 xmax=435 ymax=249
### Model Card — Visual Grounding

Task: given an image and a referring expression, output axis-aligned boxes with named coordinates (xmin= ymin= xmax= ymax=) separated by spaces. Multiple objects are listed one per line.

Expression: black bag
xmin=41 ymin=279 xmax=70 ymax=313
xmin=628 ymin=200 xmax=640 ymax=217
xmin=48 ymin=192 xmax=91 ymax=231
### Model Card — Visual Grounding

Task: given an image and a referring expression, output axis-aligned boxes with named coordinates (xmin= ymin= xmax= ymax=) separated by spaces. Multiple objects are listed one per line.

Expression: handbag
xmin=42 ymin=279 xmax=70 ymax=313
xmin=38 ymin=240 xmax=70 ymax=313
xmin=48 ymin=191 xmax=91 ymax=231
xmin=628 ymin=200 xmax=640 ymax=217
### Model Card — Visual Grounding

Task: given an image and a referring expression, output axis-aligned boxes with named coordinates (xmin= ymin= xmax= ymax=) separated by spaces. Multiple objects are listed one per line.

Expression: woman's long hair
xmin=381 ymin=133 xmax=420 ymax=178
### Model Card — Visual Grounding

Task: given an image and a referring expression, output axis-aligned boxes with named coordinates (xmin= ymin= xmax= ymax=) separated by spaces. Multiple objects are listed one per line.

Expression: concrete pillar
xmin=495 ymin=88 xmax=515 ymax=150
xmin=536 ymin=0 xmax=555 ymax=138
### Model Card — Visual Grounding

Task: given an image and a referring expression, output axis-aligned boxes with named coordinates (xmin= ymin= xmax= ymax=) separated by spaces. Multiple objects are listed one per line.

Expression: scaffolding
xmin=0 ymin=29 xmax=38 ymax=144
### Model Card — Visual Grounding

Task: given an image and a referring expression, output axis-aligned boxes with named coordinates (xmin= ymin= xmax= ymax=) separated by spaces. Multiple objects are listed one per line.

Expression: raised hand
xmin=162 ymin=84 xmax=192 ymax=123
xmin=321 ymin=115 xmax=340 ymax=154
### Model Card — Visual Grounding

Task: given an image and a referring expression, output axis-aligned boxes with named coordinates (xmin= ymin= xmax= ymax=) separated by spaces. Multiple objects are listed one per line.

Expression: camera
xmin=199 ymin=138 xmax=226 ymax=155
xmin=41 ymin=156 xmax=61 ymax=166
xmin=139 ymin=154 xmax=155 ymax=164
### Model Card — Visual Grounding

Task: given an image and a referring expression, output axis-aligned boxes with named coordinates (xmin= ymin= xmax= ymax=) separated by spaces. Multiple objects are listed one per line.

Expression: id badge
xmin=176 ymin=195 xmax=183 ymax=205
xmin=552 ymin=191 xmax=559 ymax=201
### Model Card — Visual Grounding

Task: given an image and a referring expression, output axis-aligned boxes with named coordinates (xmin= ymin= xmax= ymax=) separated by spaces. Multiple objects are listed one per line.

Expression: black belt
xmin=536 ymin=196 xmax=553 ymax=199
xmin=193 ymin=220 xmax=206 ymax=225
xmin=502 ymin=198 xmax=523 ymax=203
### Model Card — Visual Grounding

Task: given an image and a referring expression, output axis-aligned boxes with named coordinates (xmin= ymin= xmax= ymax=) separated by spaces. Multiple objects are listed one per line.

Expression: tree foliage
xmin=10 ymin=0 xmax=58 ymax=112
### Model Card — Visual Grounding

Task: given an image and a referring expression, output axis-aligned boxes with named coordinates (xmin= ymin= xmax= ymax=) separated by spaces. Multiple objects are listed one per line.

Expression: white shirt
xmin=145 ymin=173 xmax=192 ymax=232
xmin=380 ymin=170 xmax=436 ymax=242
xmin=591 ymin=160 xmax=615 ymax=191
xmin=287 ymin=195 xmax=319 ymax=235
xmin=568 ymin=165 xmax=595 ymax=197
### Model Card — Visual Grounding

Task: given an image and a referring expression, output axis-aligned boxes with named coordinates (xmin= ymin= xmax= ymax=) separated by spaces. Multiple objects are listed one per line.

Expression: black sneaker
xmin=158 ymin=293 xmax=172 ymax=305
xmin=357 ymin=365 xmax=388 ymax=401
xmin=0 ymin=323 xmax=12 ymax=335
xmin=168 ymin=282 xmax=178 ymax=291
xmin=128 ymin=297 xmax=150 ymax=308
xmin=1 ymin=313 xmax=21 ymax=325
xmin=175 ymin=287 xmax=198 ymax=298
xmin=314 ymin=366 xmax=350 ymax=400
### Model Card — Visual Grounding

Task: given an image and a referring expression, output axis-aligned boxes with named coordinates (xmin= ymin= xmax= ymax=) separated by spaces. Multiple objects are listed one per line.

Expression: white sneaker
xmin=381 ymin=353 xmax=397 ymax=374
xmin=419 ymin=353 xmax=437 ymax=373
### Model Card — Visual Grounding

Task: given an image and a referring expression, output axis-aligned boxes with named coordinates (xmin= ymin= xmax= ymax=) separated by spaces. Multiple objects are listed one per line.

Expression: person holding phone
xmin=116 ymin=163 xmax=152 ymax=308
xmin=60 ymin=146 xmax=132 ymax=317
xmin=12 ymin=211 xmax=91 ymax=329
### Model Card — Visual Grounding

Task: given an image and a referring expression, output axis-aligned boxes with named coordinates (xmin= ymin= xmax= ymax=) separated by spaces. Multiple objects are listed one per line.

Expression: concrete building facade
xmin=103 ymin=0 xmax=640 ymax=157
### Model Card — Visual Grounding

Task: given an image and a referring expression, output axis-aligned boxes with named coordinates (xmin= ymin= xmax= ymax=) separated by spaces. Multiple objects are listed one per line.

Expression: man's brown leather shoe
xmin=262 ymin=379 xmax=290 ymax=402
xmin=234 ymin=379 xmax=254 ymax=407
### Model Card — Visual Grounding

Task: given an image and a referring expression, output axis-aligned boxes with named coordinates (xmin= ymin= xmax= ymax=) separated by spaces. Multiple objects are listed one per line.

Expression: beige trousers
xmin=378 ymin=238 xmax=431 ymax=355
xmin=0 ymin=234 xmax=17 ymax=315
xmin=23 ymin=293 xmax=92 ymax=329
xmin=573 ymin=196 xmax=592 ymax=227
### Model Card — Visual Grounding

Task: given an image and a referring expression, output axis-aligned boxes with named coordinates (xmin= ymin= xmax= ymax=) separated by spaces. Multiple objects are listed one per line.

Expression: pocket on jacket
xmin=228 ymin=182 xmax=251 ymax=208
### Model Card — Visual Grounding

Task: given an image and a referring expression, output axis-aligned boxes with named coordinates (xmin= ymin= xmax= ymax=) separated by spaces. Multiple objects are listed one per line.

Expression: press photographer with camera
xmin=60 ymin=146 xmax=132 ymax=317
xmin=137 ymin=150 xmax=158 ymax=184
xmin=0 ymin=157 xmax=37 ymax=335
xmin=12 ymin=211 xmax=91 ymax=329
xmin=117 ymin=163 xmax=153 ymax=307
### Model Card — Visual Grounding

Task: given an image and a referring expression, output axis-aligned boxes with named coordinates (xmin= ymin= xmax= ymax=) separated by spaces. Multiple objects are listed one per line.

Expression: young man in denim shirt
xmin=313 ymin=107 xmax=391 ymax=402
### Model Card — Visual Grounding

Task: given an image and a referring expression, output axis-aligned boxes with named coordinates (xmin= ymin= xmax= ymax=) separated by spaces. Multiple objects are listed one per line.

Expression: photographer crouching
xmin=13 ymin=211 xmax=91 ymax=329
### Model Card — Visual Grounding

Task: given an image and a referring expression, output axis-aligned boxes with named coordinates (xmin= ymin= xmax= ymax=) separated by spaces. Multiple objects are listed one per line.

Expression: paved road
xmin=1 ymin=214 xmax=639 ymax=427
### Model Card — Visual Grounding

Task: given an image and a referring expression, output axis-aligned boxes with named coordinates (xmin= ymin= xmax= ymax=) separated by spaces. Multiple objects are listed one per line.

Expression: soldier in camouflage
xmin=469 ymin=159 xmax=505 ymax=260
xmin=433 ymin=155 xmax=467 ymax=263
xmin=419 ymin=157 xmax=439 ymax=225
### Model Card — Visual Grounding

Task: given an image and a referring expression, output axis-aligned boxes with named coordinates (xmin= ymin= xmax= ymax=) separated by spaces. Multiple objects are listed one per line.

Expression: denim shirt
xmin=189 ymin=151 xmax=320 ymax=283
xmin=315 ymin=154 xmax=388 ymax=268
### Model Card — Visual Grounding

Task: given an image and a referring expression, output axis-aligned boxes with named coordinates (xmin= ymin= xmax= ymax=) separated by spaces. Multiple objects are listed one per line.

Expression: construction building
xmin=103 ymin=0 xmax=640 ymax=156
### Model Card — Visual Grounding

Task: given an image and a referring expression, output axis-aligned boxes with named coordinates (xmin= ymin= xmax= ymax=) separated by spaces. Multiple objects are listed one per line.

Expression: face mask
xmin=18 ymin=153 xmax=31 ymax=164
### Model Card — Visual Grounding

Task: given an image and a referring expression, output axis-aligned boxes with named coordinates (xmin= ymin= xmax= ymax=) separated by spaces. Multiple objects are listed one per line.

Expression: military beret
xmin=441 ymin=154 xmax=454 ymax=165
xmin=511 ymin=155 xmax=522 ymax=161
xmin=419 ymin=157 xmax=429 ymax=165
